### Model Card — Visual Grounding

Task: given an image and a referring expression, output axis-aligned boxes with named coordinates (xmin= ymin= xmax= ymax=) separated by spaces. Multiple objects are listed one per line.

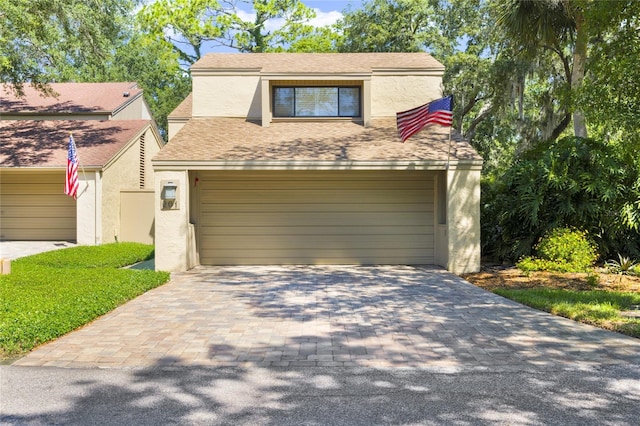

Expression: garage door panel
xmin=0 ymin=171 xmax=76 ymax=241
xmin=201 ymin=234 xmax=433 ymax=250
xmin=199 ymin=249 xmax=435 ymax=265
xmin=200 ymin=202 xmax=431 ymax=213
xmin=200 ymin=179 xmax=433 ymax=190
xmin=1 ymin=228 xmax=76 ymax=241
xmin=201 ymin=225 xmax=434 ymax=236
xmin=198 ymin=171 xmax=434 ymax=265
xmin=1 ymin=207 xmax=76 ymax=219
xmin=1 ymin=183 xmax=66 ymax=195
xmin=201 ymin=212 xmax=433 ymax=227
xmin=200 ymin=189 xmax=432 ymax=204
xmin=1 ymin=194 xmax=78 ymax=207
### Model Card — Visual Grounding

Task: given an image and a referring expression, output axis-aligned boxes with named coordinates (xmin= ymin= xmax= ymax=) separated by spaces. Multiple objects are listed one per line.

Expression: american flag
xmin=64 ymin=135 xmax=79 ymax=199
xmin=396 ymin=95 xmax=453 ymax=142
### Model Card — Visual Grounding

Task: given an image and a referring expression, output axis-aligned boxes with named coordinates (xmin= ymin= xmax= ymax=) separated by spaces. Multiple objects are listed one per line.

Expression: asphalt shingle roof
xmin=168 ymin=93 xmax=193 ymax=119
xmin=154 ymin=118 xmax=482 ymax=163
xmin=0 ymin=82 xmax=143 ymax=114
xmin=191 ymin=53 xmax=444 ymax=73
xmin=0 ymin=120 xmax=150 ymax=168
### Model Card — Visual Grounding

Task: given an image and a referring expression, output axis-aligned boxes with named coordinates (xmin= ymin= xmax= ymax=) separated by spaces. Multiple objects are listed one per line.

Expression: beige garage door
xmin=198 ymin=170 xmax=434 ymax=265
xmin=0 ymin=170 xmax=76 ymax=241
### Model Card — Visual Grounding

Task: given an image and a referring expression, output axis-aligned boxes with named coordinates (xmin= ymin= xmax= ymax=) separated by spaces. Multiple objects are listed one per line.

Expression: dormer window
xmin=273 ymin=86 xmax=361 ymax=118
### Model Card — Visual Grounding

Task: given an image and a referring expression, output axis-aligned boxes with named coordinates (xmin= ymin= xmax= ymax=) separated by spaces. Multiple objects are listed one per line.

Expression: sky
xmin=233 ymin=0 xmax=364 ymax=30
xmin=200 ymin=0 xmax=365 ymax=53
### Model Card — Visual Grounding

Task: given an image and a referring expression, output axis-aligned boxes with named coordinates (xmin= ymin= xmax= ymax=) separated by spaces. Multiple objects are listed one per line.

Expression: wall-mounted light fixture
xmin=161 ymin=180 xmax=179 ymax=210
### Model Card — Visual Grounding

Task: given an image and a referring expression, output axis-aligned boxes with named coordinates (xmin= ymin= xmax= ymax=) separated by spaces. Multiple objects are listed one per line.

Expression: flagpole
xmin=446 ymin=126 xmax=452 ymax=170
xmin=70 ymin=132 xmax=90 ymax=199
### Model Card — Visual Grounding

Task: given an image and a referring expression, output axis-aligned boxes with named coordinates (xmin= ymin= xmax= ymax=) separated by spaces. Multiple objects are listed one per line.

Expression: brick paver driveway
xmin=14 ymin=265 xmax=640 ymax=369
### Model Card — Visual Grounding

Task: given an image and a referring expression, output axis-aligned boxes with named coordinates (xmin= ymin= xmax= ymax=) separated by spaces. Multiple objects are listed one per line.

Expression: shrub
xmin=516 ymin=228 xmax=597 ymax=273
xmin=606 ymin=254 xmax=640 ymax=276
xmin=535 ymin=228 xmax=597 ymax=269
xmin=481 ymin=136 xmax=640 ymax=261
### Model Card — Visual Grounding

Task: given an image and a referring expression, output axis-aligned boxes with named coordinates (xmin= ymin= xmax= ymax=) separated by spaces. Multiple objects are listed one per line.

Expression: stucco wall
xmin=142 ymin=127 xmax=161 ymax=189
xmin=371 ymin=75 xmax=443 ymax=117
xmin=446 ymin=166 xmax=481 ymax=274
xmin=76 ymin=171 xmax=100 ymax=245
xmin=168 ymin=119 xmax=187 ymax=141
xmin=101 ymin=137 xmax=141 ymax=243
xmin=154 ymin=170 xmax=190 ymax=272
xmin=192 ymin=75 xmax=262 ymax=119
xmin=112 ymin=95 xmax=152 ymax=120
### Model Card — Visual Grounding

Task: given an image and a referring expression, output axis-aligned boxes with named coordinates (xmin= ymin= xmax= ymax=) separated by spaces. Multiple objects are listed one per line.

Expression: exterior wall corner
xmin=446 ymin=167 xmax=481 ymax=274
xmin=154 ymin=170 xmax=190 ymax=272
xmin=76 ymin=172 xmax=100 ymax=245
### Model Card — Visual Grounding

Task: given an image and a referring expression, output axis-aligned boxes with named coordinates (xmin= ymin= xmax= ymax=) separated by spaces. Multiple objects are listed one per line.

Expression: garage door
xmin=0 ymin=170 xmax=76 ymax=241
xmin=198 ymin=170 xmax=434 ymax=265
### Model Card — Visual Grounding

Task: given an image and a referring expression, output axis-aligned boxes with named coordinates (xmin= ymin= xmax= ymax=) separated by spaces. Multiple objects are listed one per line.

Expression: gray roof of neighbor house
xmin=153 ymin=118 xmax=482 ymax=164
xmin=191 ymin=53 xmax=445 ymax=73
xmin=0 ymin=120 xmax=151 ymax=168
xmin=0 ymin=82 xmax=143 ymax=114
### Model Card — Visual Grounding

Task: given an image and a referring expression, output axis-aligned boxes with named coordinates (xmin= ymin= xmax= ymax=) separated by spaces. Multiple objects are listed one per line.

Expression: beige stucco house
xmin=0 ymin=83 xmax=162 ymax=244
xmin=155 ymin=53 xmax=482 ymax=274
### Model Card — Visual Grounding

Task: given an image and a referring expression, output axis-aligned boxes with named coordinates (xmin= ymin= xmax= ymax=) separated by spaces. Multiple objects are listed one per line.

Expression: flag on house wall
xmin=64 ymin=134 xmax=79 ymax=199
xmin=396 ymin=95 xmax=453 ymax=142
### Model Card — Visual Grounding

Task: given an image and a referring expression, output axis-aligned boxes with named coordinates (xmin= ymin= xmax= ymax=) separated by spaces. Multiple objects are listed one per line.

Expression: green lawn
xmin=0 ymin=243 xmax=170 ymax=358
xmin=494 ymin=288 xmax=640 ymax=338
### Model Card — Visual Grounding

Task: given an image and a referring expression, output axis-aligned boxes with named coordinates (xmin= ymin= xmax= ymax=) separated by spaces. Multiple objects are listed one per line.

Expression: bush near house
xmin=0 ymin=243 xmax=170 ymax=358
xmin=482 ymin=136 xmax=640 ymax=262
xmin=517 ymin=228 xmax=598 ymax=273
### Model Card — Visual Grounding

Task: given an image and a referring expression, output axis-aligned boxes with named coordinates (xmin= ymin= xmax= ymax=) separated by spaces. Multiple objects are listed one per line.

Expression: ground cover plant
xmin=463 ymin=267 xmax=640 ymax=339
xmin=0 ymin=243 xmax=170 ymax=359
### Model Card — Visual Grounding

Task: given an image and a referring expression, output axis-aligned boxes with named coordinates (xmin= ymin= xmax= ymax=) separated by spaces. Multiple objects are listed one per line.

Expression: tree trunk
xmin=571 ymin=9 xmax=588 ymax=138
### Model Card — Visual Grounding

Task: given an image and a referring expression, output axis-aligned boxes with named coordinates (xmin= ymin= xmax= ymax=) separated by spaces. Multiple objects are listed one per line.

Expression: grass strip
xmin=0 ymin=243 xmax=170 ymax=357
xmin=494 ymin=288 xmax=640 ymax=338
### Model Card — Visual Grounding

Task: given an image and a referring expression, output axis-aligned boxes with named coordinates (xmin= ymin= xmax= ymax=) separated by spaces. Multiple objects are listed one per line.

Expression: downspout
xmin=95 ymin=170 xmax=103 ymax=245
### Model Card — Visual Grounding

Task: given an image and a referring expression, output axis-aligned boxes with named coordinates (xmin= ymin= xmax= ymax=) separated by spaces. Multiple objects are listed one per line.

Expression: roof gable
xmin=0 ymin=82 xmax=143 ymax=114
xmin=0 ymin=120 xmax=150 ymax=168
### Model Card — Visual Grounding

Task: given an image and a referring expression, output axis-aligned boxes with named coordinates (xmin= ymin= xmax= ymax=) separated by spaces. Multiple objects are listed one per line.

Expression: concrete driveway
xmin=13 ymin=265 xmax=640 ymax=370
xmin=0 ymin=241 xmax=76 ymax=260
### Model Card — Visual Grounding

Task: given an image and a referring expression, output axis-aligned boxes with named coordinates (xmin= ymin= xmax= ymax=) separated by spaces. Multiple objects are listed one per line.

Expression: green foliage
xmin=336 ymin=0 xmax=440 ymax=53
xmin=535 ymin=228 xmax=597 ymax=270
xmin=0 ymin=0 xmax=137 ymax=95
xmin=483 ymin=136 xmax=640 ymax=261
xmin=0 ymin=244 xmax=169 ymax=356
xmin=493 ymin=288 xmax=640 ymax=338
xmin=516 ymin=257 xmax=579 ymax=274
xmin=606 ymin=254 xmax=640 ymax=276
xmin=138 ymin=0 xmax=320 ymax=62
xmin=21 ymin=242 xmax=155 ymax=269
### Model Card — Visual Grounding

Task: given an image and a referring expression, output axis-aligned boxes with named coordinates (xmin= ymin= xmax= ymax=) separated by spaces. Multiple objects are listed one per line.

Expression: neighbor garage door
xmin=0 ymin=170 xmax=76 ymax=240
xmin=197 ymin=170 xmax=434 ymax=265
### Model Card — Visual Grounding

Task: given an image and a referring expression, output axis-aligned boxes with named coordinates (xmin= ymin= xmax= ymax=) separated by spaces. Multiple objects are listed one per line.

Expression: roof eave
xmin=152 ymin=159 xmax=483 ymax=171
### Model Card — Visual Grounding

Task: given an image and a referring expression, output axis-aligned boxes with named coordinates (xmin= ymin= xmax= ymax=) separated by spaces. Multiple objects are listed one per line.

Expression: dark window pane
xmin=274 ymin=88 xmax=294 ymax=116
xmin=339 ymin=87 xmax=360 ymax=116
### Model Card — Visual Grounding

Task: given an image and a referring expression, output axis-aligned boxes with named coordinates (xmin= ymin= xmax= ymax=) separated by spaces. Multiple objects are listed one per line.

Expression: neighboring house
xmin=154 ymin=53 xmax=483 ymax=274
xmin=0 ymin=83 xmax=162 ymax=245
xmin=0 ymin=82 xmax=151 ymax=121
